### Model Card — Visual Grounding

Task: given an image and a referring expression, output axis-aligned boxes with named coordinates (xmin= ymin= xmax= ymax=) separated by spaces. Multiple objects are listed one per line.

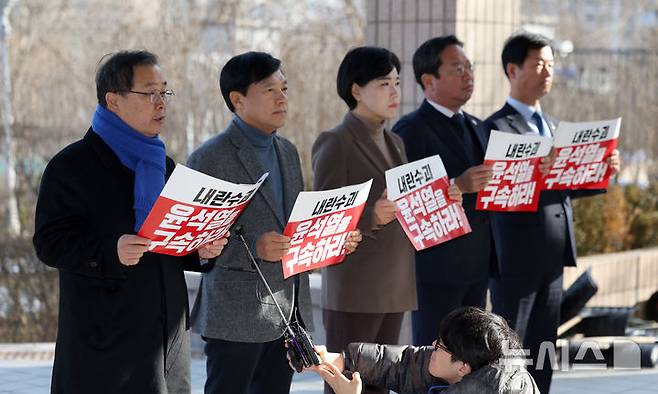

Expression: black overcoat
xmin=33 ymin=129 xmax=200 ymax=393
xmin=392 ymin=100 xmax=496 ymax=286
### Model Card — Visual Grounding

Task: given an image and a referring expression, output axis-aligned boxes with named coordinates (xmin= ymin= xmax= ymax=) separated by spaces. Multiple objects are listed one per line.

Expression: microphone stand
xmin=234 ymin=225 xmax=320 ymax=371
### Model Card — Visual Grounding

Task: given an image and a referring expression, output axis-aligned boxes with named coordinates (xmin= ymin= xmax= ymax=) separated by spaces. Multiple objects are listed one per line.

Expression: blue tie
xmin=532 ymin=111 xmax=546 ymax=136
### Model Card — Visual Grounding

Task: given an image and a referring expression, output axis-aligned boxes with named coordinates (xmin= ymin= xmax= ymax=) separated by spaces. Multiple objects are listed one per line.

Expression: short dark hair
xmin=336 ymin=46 xmax=401 ymax=110
xmin=219 ymin=51 xmax=282 ymax=112
xmin=439 ymin=307 xmax=521 ymax=370
xmin=501 ymin=31 xmax=553 ymax=78
xmin=412 ymin=35 xmax=463 ymax=89
xmin=95 ymin=50 xmax=159 ymax=108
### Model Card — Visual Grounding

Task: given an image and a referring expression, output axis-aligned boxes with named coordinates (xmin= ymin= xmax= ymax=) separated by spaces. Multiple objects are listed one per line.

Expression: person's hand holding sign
xmin=198 ymin=232 xmax=230 ymax=259
xmin=117 ymin=234 xmax=151 ymax=266
xmin=344 ymin=229 xmax=362 ymax=254
xmin=447 ymin=181 xmax=463 ymax=204
xmin=373 ymin=189 xmax=397 ymax=227
xmin=256 ymin=232 xmax=291 ymax=262
xmin=607 ymin=149 xmax=621 ymax=175
xmin=538 ymin=148 xmax=557 ymax=176
xmin=455 ymin=164 xmax=493 ymax=193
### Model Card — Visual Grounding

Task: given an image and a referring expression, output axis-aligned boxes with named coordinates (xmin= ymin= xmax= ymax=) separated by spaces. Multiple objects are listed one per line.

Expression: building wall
xmin=365 ymin=0 xmax=521 ymax=119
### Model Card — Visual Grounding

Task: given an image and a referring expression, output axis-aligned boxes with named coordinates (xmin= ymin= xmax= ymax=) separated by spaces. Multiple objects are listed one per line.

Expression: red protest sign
xmin=138 ymin=165 xmax=267 ymax=256
xmin=476 ymin=131 xmax=552 ymax=212
xmin=386 ymin=155 xmax=471 ymax=251
xmin=544 ymin=118 xmax=621 ymax=190
xmin=281 ymin=180 xmax=372 ymax=279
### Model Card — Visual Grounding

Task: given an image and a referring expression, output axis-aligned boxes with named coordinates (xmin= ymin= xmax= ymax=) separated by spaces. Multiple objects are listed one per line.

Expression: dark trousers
xmin=412 ymin=280 xmax=487 ymax=346
xmin=203 ymin=336 xmax=293 ymax=394
xmin=165 ymin=325 xmax=191 ymax=394
xmin=490 ymin=271 xmax=563 ymax=394
xmin=323 ymin=309 xmax=405 ymax=394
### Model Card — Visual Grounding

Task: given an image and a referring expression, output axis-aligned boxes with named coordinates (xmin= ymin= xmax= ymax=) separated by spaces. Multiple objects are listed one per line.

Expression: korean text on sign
xmin=476 ymin=131 xmax=551 ymax=212
xmin=138 ymin=165 xmax=268 ymax=256
xmin=544 ymin=118 xmax=621 ymax=190
xmin=386 ymin=155 xmax=471 ymax=251
xmin=282 ymin=180 xmax=372 ymax=279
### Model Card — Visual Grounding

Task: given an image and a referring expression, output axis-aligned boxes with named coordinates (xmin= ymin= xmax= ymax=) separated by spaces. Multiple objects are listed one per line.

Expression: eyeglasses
xmin=433 ymin=341 xmax=451 ymax=354
xmin=445 ymin=63 xmax=475 ymax=77
xmin=121 ymin=89 xmax=175 ymax=104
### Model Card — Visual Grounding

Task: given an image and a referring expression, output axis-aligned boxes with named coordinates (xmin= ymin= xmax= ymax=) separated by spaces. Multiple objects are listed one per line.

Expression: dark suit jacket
xmin=392 ymin=100 xmax=495 ymax=285
xmin=33 ymin=130 xmax=200 ymax=394
xmin=484 ymin=103 xmax=604 ymax=283
xmin=186 ymin=119 xmax=313 ymax=342
xmin=312 ymin=112 xmax=417 ymax=313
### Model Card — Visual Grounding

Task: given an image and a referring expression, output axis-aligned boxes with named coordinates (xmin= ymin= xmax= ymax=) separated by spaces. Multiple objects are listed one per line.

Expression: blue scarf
xmin=91 ymin=104 xmax=166 ymax=231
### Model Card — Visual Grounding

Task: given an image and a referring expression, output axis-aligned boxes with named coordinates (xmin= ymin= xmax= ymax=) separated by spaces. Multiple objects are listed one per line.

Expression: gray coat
xmin=186 ymin=119 xmax=313 ymax=342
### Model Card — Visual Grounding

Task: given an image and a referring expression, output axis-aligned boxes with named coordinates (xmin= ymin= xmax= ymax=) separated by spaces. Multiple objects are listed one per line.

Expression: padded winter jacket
xmin=343 ymin=343 xmax=540 ymax=394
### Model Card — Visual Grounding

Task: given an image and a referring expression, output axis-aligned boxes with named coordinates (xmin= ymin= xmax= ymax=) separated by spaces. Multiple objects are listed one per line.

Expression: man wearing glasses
xmin=393 ymin=35 xmax=496 ymax=347
xmin=310 ymin=307 xmax=539 ymax=394
xmin=33 ymin=50 xmax=227 ymax=393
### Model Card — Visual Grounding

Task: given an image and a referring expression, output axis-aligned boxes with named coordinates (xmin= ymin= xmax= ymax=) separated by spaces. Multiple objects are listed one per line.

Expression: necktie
xmin=532 ymin=111 xmax=546 ymax=136
xmin=450 ymin=113 xmax=467 ymax=142
xmin=451 ymin=113 xmax=479 ymax=165
xmin=452 ymin=112 xmax=465 ymax=129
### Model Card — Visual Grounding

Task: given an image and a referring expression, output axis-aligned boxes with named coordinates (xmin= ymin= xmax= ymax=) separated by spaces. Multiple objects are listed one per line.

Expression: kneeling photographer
xmin=306 ymin=307 xmax=539 ymax=394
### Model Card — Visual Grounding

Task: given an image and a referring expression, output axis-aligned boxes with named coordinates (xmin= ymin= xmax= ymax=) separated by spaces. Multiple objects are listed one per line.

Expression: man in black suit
xmin=393 ymin=35 xmax=495 ymax=346
xmin=483 ymin=32 xmax=621 ymax=393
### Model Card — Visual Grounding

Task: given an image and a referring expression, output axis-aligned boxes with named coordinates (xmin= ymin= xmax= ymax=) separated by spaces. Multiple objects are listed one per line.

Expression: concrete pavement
xmin=1 ymin=343 xmax=658 ymax=393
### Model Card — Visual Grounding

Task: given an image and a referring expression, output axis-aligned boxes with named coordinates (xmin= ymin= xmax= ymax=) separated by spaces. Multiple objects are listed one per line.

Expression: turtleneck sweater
xmin=234 ymin=115 xmax=285 ymax=221
xmin=350 ymin=111 xmax=394 ymax=167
